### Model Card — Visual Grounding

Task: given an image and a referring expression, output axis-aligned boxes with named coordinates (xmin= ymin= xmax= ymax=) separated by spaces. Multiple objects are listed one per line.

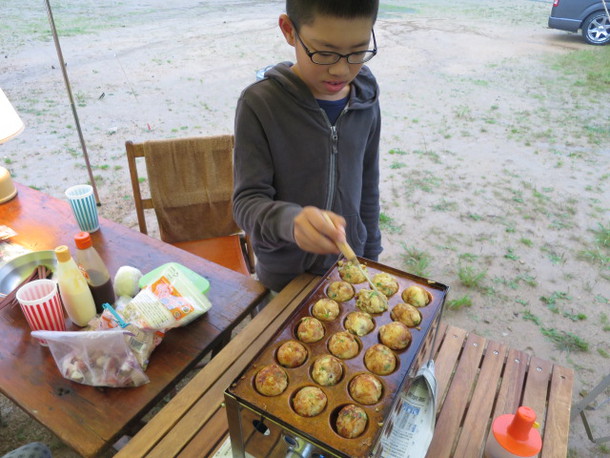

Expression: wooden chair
xmin=126 ymin=135 xmax=254 ymax=276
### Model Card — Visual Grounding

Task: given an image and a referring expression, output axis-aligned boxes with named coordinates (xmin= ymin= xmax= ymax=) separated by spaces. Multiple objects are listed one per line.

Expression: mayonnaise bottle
xmin=54 ymin=245 xmax=96 ymax=326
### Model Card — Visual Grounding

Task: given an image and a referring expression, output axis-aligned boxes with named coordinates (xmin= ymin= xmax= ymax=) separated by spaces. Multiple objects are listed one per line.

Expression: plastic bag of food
xmin=87 ymin=305 xmax=164 ymax=370
xmin=31 ymin=329 xmax=149 ymax=387
xmin=119 ymin=263 xmax=212 ymax=330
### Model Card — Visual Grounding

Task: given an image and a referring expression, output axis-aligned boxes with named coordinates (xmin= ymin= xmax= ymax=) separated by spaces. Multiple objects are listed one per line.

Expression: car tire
xmin=582 ymin=11 xmax=610 ymax=45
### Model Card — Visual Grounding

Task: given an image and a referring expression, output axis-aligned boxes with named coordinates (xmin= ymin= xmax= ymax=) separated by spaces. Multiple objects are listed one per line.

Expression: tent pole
xmin=43 ymin=0 xmax=101 ymax=205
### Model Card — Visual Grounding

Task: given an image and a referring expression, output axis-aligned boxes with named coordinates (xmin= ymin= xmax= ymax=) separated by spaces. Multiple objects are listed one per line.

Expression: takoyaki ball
xmin=349 ymin=373 xmax=383 ymax=405
xmin=254 ymin=364 xmax=288 ymax=396
xmin=292 ymin=386 xmax=327 ymax=417
xmin=364 ymin=344 xmax=397 ymax=376
xmin=311 ymin=298 xmax=340 ymax=322
xmin=379 ymin=322 xmax=412 ymax=350
xmin=311 ymin=355 xmax=343 ymax=386
xmin=336 ymin=404 xmax=368 ymax=439
xmin=344 ymin=311 xmax=375 ymax=337
xmin=338 ymin=260 xmax=367 ymax=284
xmin=391 ymin=303 xmax=422 ymax=327
xmin=296 ymin=317 xmax=325 ymax=343
xmin=326 ymin=281 xmax=355 ymax=302
xmin=371 ymin=272 xmax=399 ymax=297
xmin=401 ymin=285 xmax=432 ymax=307
xmin=277 ymin=340 xmax=308 ymax=368
xmin=328 ymin=331 xmax=360 ymax=359
xmin=355 ymin=289 xmax=387 ymax=314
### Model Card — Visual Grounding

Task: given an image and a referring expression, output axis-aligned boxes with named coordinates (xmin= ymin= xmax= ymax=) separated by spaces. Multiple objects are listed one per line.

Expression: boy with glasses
xmin=233 ymin=0 xmax=381 ymax=292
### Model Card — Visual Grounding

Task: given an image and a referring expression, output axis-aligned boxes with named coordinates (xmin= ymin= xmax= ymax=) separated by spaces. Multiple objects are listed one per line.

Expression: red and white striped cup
xmin=16 ymin=279 xmax=66 ymax=345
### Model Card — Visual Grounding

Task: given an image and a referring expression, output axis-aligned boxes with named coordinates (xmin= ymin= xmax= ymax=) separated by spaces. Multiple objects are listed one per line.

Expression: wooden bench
xmin=117 ymin=274 xmax=574 ymax=457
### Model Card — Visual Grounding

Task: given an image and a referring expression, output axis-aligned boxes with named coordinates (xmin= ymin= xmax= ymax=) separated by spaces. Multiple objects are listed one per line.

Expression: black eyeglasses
xmin=294 ymin=28 xmax=377 ymax=65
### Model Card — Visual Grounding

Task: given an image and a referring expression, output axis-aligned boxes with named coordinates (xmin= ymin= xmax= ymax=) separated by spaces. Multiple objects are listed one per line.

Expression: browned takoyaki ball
xmin=349 ymin=373 xmax=383 ymax=405
xmin=292 ymin=386 xmax=327 ymax=417
xmin=296 ymin=317 xmax=325 ymax=343
xmin=311 ymin=298 xmax=341 ymax=321
xmin=277 ymin=340 xmax=308 ymax=368
xmin=390 ymin=303 xmax=422 ymax=327
xmin=328 ymin=331 xmax=360 ymax=359
xmin=378 ymin=321 xmax=412 ymax=350
xmin=326 ymin=281 xmax=355 ymax=302
xmin=371 ymin=272 xmax=399 ymax=297
xmin=355 ymin=289 xmax=387 ymax=314
xmin=254 ymin=364 xmax=288 ymax=396
xmin=401 ymin=285 xmax=432 ymax=307
xmin=311 ymin=355 xmax=343 ymax=386
xmin=337 ymin=260 xmax=367 ymax=284
xmin=335 ymin=404 xmax=368 ymax=438
xmin=364 ymin=344 xmax=397 ymax=375
xmin=344 ymin=311 xmax=375 ymax=337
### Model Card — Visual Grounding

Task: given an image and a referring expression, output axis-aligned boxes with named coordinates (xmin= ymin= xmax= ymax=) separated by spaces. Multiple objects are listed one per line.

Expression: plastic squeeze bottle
xmin=484 ymin=406 xmax=542 ymax=458
xmin=54 ymin=245 xmax=96 ymax=326
xmin=74 ymin=232 xmax=115 ymax=313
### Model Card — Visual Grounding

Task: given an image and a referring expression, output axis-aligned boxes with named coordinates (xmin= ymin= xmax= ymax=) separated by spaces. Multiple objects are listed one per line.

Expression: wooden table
xmin=117 ymin=274 xmax=574 ymax=458
xmin=0 ymin=183 xmax=267 ymax=457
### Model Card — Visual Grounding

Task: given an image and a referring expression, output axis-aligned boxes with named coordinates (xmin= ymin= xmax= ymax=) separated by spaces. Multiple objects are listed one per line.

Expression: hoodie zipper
xmin=322 ymin=105 xmax=349 ymax=212
xmin=306 ymin=106 xmax=349 ymax=271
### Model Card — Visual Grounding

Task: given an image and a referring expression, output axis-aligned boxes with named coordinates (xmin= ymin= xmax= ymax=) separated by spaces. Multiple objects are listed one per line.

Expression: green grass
xmin=446 ymin=295 xmax=472 ymax=310
xmin=522 ymin=311 xmax=541 ymax=325
xmin=541 ymin=328 xmax=589 ymax=352
xmin=540 ymin=291 xmax=571 ymax=314
xmin=554 ymin=46 xmax=610 ymax=95
xmin=458 ymin=265 xmax=485 ymax=288
xmin=400 ymin=244 xmax=431 ymax=277
xmin=379 ymin=212 xmax=402 ymax=234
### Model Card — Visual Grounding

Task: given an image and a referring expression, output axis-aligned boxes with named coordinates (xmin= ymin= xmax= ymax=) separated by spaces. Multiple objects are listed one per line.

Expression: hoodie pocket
xmin=344 ymin=213 xmax=367 ymax=256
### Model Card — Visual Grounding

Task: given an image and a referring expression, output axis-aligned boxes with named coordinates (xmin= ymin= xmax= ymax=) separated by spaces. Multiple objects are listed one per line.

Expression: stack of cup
xmin=65 ymin=184 xmax=99 ymax=232
xmin=16 ymin=279 xmax=66 ymax=345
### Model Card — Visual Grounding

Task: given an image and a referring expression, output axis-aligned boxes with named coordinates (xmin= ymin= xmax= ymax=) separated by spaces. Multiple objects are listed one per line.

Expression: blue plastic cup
xmin=65 ymin=184 xmax=99 ymax=232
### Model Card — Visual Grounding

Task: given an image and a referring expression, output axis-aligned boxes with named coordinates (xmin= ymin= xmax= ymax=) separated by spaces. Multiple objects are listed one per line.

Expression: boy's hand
xmin=294 ymin=207 xmax=346 ymax=255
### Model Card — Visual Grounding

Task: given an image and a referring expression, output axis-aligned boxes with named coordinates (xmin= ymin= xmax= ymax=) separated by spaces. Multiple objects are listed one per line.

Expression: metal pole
xmin=43 ymin=0 xmax=101 ymax=205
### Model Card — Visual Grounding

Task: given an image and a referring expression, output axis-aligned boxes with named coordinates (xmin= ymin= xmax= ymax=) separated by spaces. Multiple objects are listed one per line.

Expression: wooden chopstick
xmin=322 ymin=212 xmax=388 ymax=303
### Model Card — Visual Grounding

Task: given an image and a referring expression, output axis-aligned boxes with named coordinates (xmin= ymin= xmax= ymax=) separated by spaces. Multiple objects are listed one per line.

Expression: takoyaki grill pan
xmin=225 ymin=258 xmax=448 ymax=458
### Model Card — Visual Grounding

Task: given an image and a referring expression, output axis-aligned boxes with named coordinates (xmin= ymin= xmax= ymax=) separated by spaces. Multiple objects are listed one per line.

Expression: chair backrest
xmin=126 ymin=135 xmax=241 ymax=244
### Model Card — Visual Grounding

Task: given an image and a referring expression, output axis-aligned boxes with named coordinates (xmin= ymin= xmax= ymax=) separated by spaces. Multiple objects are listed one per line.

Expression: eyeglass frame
xmin=292 ymin=26 xmax=377 ymax=65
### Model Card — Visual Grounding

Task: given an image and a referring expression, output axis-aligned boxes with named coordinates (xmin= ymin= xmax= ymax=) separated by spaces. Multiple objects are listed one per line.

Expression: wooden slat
xmin=492 ymin=348 xmax=529 ymax=419
xmin=432 ymin=325 xmax=468 ymax=407
xmin=427 ymin=331 xmax=486 ymax=458
xmin=116 ymin=274 xmax=316 ymax=457
xmin=522 ymin=356 xmax=553 ymax=432
xmin=453 ymin=340 xmax=508 ymax=457
xmin=177 ymin=405 xmax=228 ymax=457
xmin=540 ymin=365 xmax=573 ymax=458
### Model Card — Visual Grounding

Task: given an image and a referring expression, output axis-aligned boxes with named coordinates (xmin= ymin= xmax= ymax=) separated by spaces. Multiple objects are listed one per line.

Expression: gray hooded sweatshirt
xmin=233 ymin=62 xmax=382 ymax=291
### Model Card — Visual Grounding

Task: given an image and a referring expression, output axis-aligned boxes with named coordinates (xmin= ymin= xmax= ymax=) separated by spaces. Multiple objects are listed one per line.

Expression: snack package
xmin=88 ymin=306 xmax=164 ymax=370
xmin=120 ymin=263 xmax=212 ymax=330
xmin=32 ymin=329 xmax=149 ymax=387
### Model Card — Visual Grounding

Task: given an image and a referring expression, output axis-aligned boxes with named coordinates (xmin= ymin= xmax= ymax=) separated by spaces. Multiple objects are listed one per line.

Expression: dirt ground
xmin=1 ymin=0 xmax=609 ymax=456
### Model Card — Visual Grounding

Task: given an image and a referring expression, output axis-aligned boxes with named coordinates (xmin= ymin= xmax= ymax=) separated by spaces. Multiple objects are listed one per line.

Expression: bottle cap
xmin=74 ymin=231 xmax=92 ymax=249
xmin=492 ymin=406 xmax=542 ymax=456
xmin=55 ymin=245 xmax=72 ymax=263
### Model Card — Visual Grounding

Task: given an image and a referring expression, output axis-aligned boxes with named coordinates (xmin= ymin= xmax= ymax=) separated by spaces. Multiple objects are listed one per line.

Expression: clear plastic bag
xmin=32 ymin=329 xmax=150 ymax=387
xmin=88 ymin=306 xmax=164 ymax=371
xmin=120 ymin=263 xmax=212 ymax=330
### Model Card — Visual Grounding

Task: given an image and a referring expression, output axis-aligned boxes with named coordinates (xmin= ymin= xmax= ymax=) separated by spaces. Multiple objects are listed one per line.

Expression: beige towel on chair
xmin=143 ymin=135 xmax=241 ymax=243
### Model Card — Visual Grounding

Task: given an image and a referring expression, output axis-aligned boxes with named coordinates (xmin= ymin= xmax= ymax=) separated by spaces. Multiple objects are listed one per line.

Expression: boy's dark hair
xmin=286 ymin=0 xmax=379 ymax=29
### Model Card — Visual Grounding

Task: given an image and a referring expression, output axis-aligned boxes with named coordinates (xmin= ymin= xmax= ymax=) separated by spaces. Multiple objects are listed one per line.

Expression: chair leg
xmin=571 ymin=373 xmax=610 ymax=444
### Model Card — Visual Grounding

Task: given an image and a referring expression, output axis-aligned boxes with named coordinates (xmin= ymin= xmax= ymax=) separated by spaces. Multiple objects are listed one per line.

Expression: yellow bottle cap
xmin=55 ymin=245 xmax=72 ymax=263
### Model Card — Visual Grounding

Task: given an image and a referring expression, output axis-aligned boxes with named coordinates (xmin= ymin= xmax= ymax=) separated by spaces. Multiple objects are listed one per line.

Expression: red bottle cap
xmin=74 ymin=231 xmax=92 ymax=249
xmin=492 ymin=406 xmax=542 ymax=456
